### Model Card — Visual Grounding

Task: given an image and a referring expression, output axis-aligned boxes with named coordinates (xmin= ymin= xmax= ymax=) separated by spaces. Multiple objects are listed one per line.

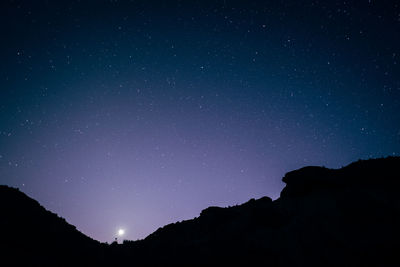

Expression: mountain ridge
xmin=1 ymin=156 xmax=399 ymax=266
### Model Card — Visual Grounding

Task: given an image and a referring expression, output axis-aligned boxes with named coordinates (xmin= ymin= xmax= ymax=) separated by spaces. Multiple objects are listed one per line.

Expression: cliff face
xmin=273 ymin=157 xmax=400 ymax=266
xmin=1 ymin=157 xmax=400 ymax=266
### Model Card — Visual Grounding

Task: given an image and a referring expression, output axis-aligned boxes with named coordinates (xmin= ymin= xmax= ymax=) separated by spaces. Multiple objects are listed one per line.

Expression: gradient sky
xmin=0 ymin=0 xmax=399 ymax=242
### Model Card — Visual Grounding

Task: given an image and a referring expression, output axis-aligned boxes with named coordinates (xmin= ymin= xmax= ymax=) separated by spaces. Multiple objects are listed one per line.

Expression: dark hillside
xmin=1 ymin=157 xmax=399 ymax=266
xmin=119 ymin=157 xmax=400 ymax=266
xmin=0 ymin=185 xmax=105 ymax=266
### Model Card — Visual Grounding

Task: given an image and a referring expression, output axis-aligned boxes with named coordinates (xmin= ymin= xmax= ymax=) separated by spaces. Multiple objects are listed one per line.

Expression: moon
xmin=118 ymin=229 xmax=125 ymax=236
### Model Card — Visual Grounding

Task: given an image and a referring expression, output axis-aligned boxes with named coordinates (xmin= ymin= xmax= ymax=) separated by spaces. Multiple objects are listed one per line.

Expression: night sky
xmin=1 ymin=0 xmax=399 ymax=242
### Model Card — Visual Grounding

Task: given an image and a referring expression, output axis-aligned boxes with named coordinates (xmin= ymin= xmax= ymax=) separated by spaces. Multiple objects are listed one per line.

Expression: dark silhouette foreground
xmin=1 ymin=157 xmax=399 ymax=266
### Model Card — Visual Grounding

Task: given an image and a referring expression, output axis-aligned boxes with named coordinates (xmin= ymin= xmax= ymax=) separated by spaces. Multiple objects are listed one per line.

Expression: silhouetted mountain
xmin=118 ymin=157 xmax=400 ymax=266
xmin=1 ymin=157 xmax=400 ymax=266
xmin=0 ymin=185 xmax=105 ymax=266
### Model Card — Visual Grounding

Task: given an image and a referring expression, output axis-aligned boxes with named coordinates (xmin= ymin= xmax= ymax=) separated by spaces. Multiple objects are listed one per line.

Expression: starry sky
xmin=1 ymin=0 xmax=399 ymax=242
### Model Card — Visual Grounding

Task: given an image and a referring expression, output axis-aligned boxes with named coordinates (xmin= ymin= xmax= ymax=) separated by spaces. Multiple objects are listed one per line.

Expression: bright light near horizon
xmin=118 ymin=229 xmax=125 ymax=236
